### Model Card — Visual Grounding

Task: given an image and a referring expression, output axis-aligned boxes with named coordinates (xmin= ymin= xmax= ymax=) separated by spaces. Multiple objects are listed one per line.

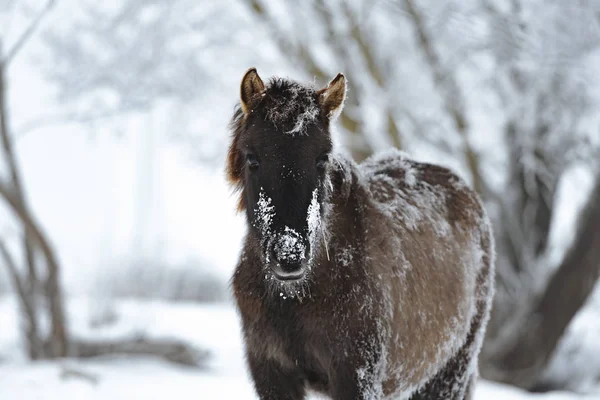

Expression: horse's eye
xmin=246 ymin=154 xmax=259 ymax=170
xmin=316 ymin=154 xmax=329 ymax=170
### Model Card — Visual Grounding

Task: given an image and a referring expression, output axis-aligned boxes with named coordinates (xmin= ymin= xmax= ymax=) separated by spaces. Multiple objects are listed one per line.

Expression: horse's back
xmin=357 ymin=148 xmax=494 ymax=397
xmin=360 ymin=149 xmax=486 ymax=231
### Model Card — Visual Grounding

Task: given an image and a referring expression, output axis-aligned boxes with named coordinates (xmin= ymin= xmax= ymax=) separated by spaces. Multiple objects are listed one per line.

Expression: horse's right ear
xmin=240 ymin=68 xmax=265 ymax=114
xmin=318 ymin=73 xmax=346 ymax=120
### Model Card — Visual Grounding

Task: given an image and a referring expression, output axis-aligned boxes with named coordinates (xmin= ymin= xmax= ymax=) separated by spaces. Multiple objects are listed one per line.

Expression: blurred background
xmin=0 ymin=0 xmax=599 ymax=399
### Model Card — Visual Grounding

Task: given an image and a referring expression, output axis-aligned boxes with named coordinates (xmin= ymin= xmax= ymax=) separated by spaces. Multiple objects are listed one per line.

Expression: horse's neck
xmin=322 ymin=170 xmax=367 ymax=256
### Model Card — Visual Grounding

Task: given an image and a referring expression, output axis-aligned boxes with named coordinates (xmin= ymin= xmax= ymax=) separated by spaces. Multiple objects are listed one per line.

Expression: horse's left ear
xmin=317 ymin=73 xmax=346 ymax=120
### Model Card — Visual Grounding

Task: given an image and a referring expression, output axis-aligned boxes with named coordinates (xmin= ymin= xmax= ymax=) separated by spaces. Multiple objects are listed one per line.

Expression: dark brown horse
xmin=227 ymin=68 xmax=495 ymax=400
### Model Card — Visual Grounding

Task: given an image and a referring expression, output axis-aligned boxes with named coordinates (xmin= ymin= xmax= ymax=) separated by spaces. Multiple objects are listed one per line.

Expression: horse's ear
xmin=318 ymin=73 xmax=346 ymax=120
xmin=240 ymin=67 xmax=265 ymax=114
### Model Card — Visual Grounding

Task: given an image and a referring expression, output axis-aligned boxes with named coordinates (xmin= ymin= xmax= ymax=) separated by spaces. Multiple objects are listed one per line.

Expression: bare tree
xmin=0 ymin=0 xmax=68 ymax=359
xmin=0 ymin=1 xmax=211 ymax=365
xmin=474 ymin=0 xmax=600 ymax=389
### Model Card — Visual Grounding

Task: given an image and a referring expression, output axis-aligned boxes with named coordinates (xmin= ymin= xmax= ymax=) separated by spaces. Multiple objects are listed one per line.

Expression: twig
xmin=60 ymin=365 xmax=100 ymax=385
xmin=1 ymin=0 xmax=56 ymax=68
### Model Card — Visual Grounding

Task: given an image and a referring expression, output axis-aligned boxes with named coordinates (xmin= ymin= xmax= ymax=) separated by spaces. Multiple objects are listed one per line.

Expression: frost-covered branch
xmin=44 ymin=1 xmax=226 ymax=109
xmin=403 ymin=0 xmax=482 ymax=194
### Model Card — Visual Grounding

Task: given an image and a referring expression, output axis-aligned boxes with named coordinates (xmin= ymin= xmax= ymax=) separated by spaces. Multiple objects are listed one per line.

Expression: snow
xmin=274 ymin=227 xmax=305 ymax=263
xmin=253 ymin=187 xmax=322 ymax=267
xmin=0 ymin=296 xmax=597 ymax=400
xmin=254 ymin=189 xmax=276 ymax=240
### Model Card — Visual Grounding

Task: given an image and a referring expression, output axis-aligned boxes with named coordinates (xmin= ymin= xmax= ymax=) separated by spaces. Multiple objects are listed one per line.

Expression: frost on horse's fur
xmin=264 ymin=79 xmax=320 ymax=136
xmin=306 ymin=188 xmax=322 ymax=263
xmin=274 ymin=227 xmax=305 ymax=263
xmin=229 ymin=70 xmax=495 ymax=400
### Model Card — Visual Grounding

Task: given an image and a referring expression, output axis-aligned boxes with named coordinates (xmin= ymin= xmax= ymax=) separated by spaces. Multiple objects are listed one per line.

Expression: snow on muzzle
xmin=268 ymin=227 xmax=308 ymax=280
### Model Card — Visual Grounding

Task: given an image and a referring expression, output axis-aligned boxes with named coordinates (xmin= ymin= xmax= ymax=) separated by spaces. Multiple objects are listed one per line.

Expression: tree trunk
xmin=0 ymin=46 xmax=46 ymax=359
xmin=0 ymin=240 xmax=44 ymax=359
xmin=0 ymin=182 xmax=69 ymax=358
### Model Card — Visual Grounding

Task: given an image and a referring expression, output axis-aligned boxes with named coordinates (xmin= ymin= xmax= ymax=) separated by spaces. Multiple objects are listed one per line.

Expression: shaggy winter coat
xmin=228 ymin=68 xmax=495 ymax=400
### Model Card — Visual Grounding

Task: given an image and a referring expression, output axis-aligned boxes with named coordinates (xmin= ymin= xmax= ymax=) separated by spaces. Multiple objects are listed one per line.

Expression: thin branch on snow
xmin=69 ymin=337 xmax=211 ymax=368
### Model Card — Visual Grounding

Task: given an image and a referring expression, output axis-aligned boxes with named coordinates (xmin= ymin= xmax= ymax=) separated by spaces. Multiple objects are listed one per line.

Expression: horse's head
xmin=227 ymin=68 xmax=346 ymax=282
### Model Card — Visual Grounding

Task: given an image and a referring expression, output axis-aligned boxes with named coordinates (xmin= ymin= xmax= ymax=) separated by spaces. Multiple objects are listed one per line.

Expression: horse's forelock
xmin=260 ymin=78 xmax=321 ymax=136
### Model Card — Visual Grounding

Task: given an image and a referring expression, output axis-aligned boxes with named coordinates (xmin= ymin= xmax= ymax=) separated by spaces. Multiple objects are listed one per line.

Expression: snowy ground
xmin=0 ymin=296 xmax=598 ymax=400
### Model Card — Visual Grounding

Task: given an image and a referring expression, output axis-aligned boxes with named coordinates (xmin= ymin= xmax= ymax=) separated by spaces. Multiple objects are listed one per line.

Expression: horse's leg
xmin=411 ymin=266 xmax=492 ymax=399
xmin=408 ymin=341 xmax=475 ymax=399
xmin=328 ymin=341 xmax=384 ymax=400
xmin=247 ymin=355 xmax=306 ymax=400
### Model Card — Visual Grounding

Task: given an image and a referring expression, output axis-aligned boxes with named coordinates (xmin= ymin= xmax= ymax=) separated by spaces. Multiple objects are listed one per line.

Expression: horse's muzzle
xmin=268 ymin=231 xmax=308 ymax=281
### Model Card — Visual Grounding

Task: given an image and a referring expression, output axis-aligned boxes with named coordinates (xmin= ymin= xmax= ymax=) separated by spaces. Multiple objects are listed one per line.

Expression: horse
xmin=227 ymin=68 xmax=495 ymax=400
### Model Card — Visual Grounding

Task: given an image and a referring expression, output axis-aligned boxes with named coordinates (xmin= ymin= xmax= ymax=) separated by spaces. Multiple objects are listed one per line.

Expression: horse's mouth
xmin=270 ymin=263 xmax=306 ymax=281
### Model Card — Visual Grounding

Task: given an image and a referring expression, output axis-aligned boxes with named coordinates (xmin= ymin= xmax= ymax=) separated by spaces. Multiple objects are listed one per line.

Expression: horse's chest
xmin=255 ymin=304 xmax=332 ymax=379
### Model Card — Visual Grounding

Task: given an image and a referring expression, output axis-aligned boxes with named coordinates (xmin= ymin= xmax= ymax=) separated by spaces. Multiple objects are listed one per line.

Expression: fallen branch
xmin=60 ymin=365 xmax=100 ymax=385
xmin=68 ymin=337 xmax=211 ymax=368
